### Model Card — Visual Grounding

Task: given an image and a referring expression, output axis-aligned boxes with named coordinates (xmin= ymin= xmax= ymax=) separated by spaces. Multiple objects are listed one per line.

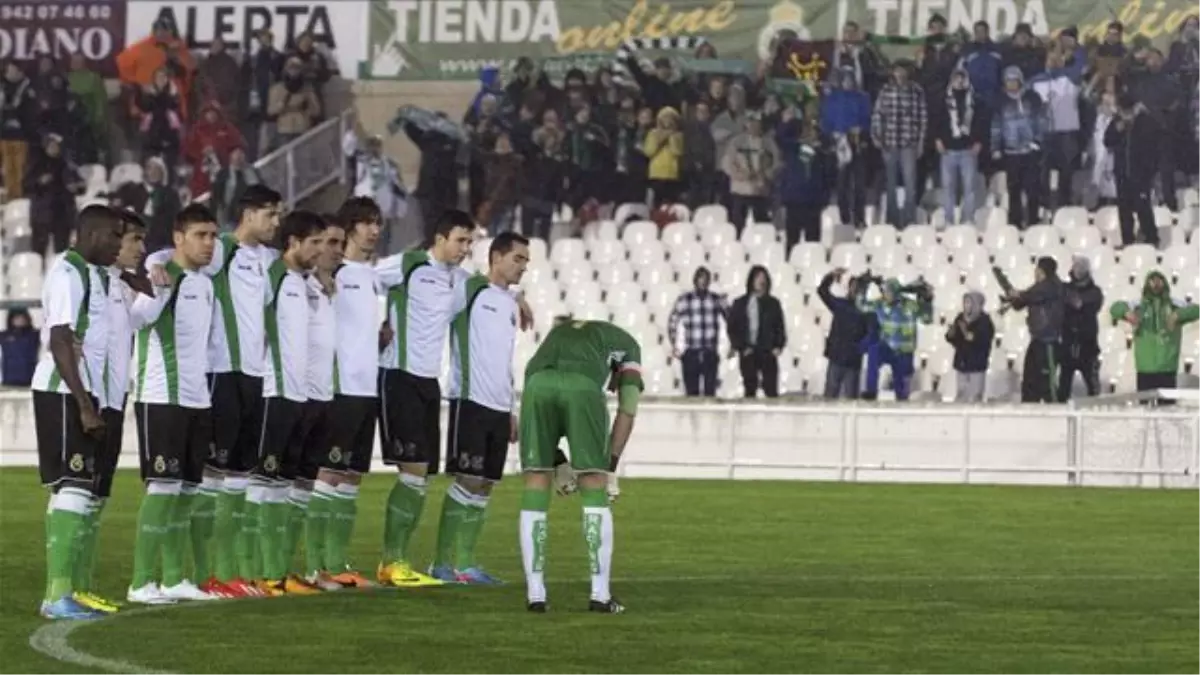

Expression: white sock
xmin=519 ymin=510 xmax=548 ymax=603
xmin=583 ymin=506 xmax=613 ymax=603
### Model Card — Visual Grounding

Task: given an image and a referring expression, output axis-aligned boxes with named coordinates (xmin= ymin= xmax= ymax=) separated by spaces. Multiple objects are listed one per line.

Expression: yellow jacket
xmin=644 ymin=129 xmax=683 ymax=181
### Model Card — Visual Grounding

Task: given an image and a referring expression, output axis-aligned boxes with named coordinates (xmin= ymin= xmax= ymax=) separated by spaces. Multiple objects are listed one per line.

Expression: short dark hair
xmin=175 ymin=203 xmax=217 ymax=233
xmin=119 ymin=209 xmax=147 ymax=232
xmin=488 ymin=231 xmax=530 ymax=263
xmin=277 ymin=210 xmax=326 ymax=248
xmin=435 ymin=209 xmax=474 ymax=240
xmin=235 ymin=184 xmax=282 ymax=222
xmin=77 ymin=204 xmax=123 ymax=239
xmin=336 ymin=196 xmax=381 ymax=232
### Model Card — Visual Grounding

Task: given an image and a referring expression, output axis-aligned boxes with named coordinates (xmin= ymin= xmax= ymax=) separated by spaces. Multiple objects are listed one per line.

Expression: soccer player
xmin=32 ymin=204 xmax=124 ymax=620
xmin=126 ymin=205 xmax=221 ymax=604
xmin=72 ymin=211 xmax=150 ymax=611
xmin=304 ymin=198 xmax=387 ymax=589
xmin=147 ymin=185 xmax=282 ymax=598
xmin=429 ymin=232 xmax=529 ymax=584
xmin=518 ymin=317 xmax=643 ymax=614
xmin=250 ymin=210 xmax=325 ymax=596
xmin=375 ymin=209 xmax=476 ymax=587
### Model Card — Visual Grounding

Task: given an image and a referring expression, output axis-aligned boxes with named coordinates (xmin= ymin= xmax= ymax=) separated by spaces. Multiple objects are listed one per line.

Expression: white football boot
xmin=126 ymin=583 xmax=177 ymax=605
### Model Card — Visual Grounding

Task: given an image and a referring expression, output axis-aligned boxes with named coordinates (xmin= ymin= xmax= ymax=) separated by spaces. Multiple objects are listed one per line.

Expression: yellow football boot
xmin=377 ymin=561 xmax=446 ymax=588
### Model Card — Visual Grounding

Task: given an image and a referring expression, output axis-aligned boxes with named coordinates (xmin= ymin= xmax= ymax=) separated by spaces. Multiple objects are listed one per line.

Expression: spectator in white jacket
xmin=353 ymin=135 xmax=408 ymax=253
xmin=1029 ymin=49 xmax=1082 ymax=209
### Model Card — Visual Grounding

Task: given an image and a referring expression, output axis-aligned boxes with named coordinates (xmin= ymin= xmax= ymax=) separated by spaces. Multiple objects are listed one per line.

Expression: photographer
xmin=944 ymin=291 xmax=995 ymax=402
xmin=1004 ymin=257 xmax=1065 ymax=403
xmin=1059 ymin=256 xmax=1104 ymax=400
xmin=859 ymin=277 xmax=934 ymax=401
xmin=818 ymin=269 xmax=872 ymax=399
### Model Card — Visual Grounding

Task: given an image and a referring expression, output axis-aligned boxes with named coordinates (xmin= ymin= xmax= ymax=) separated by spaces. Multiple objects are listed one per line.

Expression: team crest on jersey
xmin=154 ymin=455 xmax=167 ymax=474
xmin=68 ymin=453 xmax=85 ymax=473
xmin=329 ymin=447 xmax=343 ymax=464
xmin=168 ymin=458 xmax=180 ymax=474
xmin=264 ymin=455 xmax=278 ymax=473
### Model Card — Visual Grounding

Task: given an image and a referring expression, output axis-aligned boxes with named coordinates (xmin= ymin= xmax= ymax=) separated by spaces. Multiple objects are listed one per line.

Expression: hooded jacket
xmin=775 ymin=119 xmax=832 ymax=207
xmin=644 ymin=107 xmax=684 ymax=181
xmin=1063 ymin=259 xmax=1104 ymax=347
xmin=937 ymin=71 xmax=988 ymax=151
xmin=1103 ymin=104 xmax=1159 ymax=187
xmin=728 ymin=266 xmax=786 ymax=352
xmin=722 ymin=126 xmax=780 ymax=197
xmin=959 ymin=40 xmax=1004 ymax=105
xmin=0 ymin=308 xmax=38 ymax=386
xmin=1028 ymin=67 xmax=1081 ymax=133
xmin=184 ymin=102 xmax=246 ymax=195
xmin=945 ymin=291 xmax=995 ymax=373
xmin=991 ymin=67 xmax=1044 ymax=155
xmin=859 ymin=278 xmax=933 ymax=354
xmin=1013 ymin=263 xmax=1064 ymax=343
xmin=818 ymin=272 xmax=870 ymax=367
xmin=820 ymin=71 xmax=872 ymax=135
xmin=1109 ymin=271 xmax=1200 ymax=374
xmin=470 ymin=67 xmax=505 ymax=116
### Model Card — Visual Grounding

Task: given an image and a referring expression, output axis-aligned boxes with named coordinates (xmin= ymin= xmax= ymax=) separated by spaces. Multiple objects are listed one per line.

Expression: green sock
xmin=285 ymin=494 xmax=307 ymax=575
xmin=305 ymin=489 xmax=331 ymax=574
xmin=324 ymin=493 xmax=349 ymax=571
xmin=131 ymin=492 xmax=174 ymax=590
xmin=383 ymin=476 xmax=427 ymax=563
xmin=265 ymin=500 xmax=289 ymax=580
xmin=161 ymin=492 xmax=191 ymax=588
xmin=44 ymin=503 xmax=54 ymax=601
xmin=456 ymin=496 xmax=488 ymax=570
xmin=213 ymin=487 xmax=242 ymax=582
xmin=191 ymin=487 xmax=217 ymax=583
xmin=45 ymin=491 xmax=90 ymax=602
xmin=72 ymin=498 xmax=102 ymax=591
xmin=242 ymin=498 xmax=262 ymax=580
xmin=433 ymin=486 xmax=468 ymax=569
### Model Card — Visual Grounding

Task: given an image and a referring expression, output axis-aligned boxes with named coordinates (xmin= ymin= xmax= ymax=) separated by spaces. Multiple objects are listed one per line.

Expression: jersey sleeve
xmin=374 ymin=252 xmax=408 ymax=288
xmin=198 ymin=236 xmax=228 ymax=277
xmin=603 ymin=323 xmax=644 ymax=390
xmin=129 ymin=284 xmax=172 ymax=329
xmin=43 ymin=265 xmax=86 ymax=330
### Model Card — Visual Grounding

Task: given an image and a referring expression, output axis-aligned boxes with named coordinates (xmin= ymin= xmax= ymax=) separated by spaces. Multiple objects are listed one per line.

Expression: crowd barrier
xmin=2 ymin=391 xmax=1195 ymax=488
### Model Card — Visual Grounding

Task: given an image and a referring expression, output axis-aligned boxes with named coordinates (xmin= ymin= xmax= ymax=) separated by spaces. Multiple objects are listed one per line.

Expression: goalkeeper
xmin=518 ymin=317 xmax=642 ymax=615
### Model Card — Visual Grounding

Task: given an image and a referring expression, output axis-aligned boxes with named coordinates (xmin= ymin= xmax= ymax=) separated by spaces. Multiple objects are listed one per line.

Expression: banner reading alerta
xmin=124 ymin=1 xmax=370 ymax=78
xmin=0 ymin=1 xmax=127 ymax=77
xmin=361 ymin=0 xmax=1196 ymax=81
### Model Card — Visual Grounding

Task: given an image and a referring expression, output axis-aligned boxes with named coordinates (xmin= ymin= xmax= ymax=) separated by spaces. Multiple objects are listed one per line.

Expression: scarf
xmin=945 ymin=86 xmax=974 ymax=139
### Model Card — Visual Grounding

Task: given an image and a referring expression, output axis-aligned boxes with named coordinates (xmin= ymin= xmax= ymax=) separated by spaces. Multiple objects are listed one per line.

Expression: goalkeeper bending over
xmin=519 ymin=317 xmax=642 ymax=614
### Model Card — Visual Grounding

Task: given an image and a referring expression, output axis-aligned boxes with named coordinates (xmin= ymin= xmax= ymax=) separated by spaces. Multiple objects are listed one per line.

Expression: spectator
xmin=859 ymin=278 xmax=933 ymax=401
xmin=399 ymin=107 xmax=463 ymax=243
xmin=1167 ymin=15 xmax=1199 ymax=95
xmin=478 ymin=132 xmax=523 ymax=235
xmin=24 ymin=134 xmax=83 ymax=256
xmin=1109 ymin=271 xmax=1199 ymax=393
xmin=871 ymin=61 xmax=926 ymax=228
xmin=668 ymin=267 xmax=727 ymax=397
xmin=1056 ymin=26 xmax=1089 ymax=84
xmin=776 ymin=111 xmax=831 ymax=249
xmin=607 ymin=97 xmax=648 ymax=206
xmin=184 ymin=102 xmax=246 ymax=197
xmin=565 ymin=103 xmax=610 ymax=211
xmin=991 ymin=66 xmax=1044 ymax=228
xmin=31 ymin=73 xmax=94 ymax=164
xmin=1003 ymin=23 xmax=1046 ymax=82
xmin=1030 ymin=48 xmax=1082 ymax=209
xmin=820 ymin=65 xmax=872 ymax=227
xmin=620 ymin=55 xmax=685 ymax=114
xmin=504 ymin=57 xmax=550 ymax=113
xmin=1006 ymin=257 xmax=1065 ymax=403
xmin=590 ymin=66 xmax=622 ymax=127
xmin=728 ymin=266 xmax=786 ymax=398
xmin=289 ymin=32 xmax=333 ymax=119
xmin=31 ymin=55 xmax=58 ymax=94
xmin=698 ymin=77 xmax=729 ymax=118
xmin=353 ymin=136 xmax=408 ymax=250
xmin=522 ymin=116 xmax=566 ymax=240
xmin=935 ymin=67 xmax=985 ymax=224
xmin=1088 ymin=80 xmax=1119 ymax=206
xmin=944 ymin=290 xmax=995 ymax=402
xmin=196 ymin=37 xmax=243 ymax=125
xmin=116 ymin=18 xmax=195 ymax=118
xmin=212 ymin=147 xmax=262 ymax=229
xmin=644 ymin=106 xmax=684 ymax=206
xmin=1104 ymin=93 xmax=1160 ymax=247
xmin=818 ymin=269 xmax=871 ymax=399
xmin=1088 ymin=22 xmax=1128 ymax=91
xmin=723 ymin=112 xmax=779 ymax=232
xmin=136 ymin=67 xmax=184 ymax=175
xmin=711 ymin=83 xmax=749 ymax=167
xmin=112 ymin=157 xmax=180 ymax=252
xmin=465 ymin=92 xmax=502 ymax=216
xmin=916 ymin=13 xmax=961 ymax=203
xmin=1 ymin=62 xmax=35 ymax=198
xmin=1128 ymin=48 xmax=1183 ymax=211
xmin=682 ymin=101 xmax=719 ymax=210
xmin=832 ymin=21 xmax=887 ymax=98
xmin=66 ymin=53 xmax=110 ymax=164
xmin=268 ymin=57 xmax=320 ymax=149
xmin=1059 ymin=256 xmax=1104 ymax=400
xmin=0 ymin=308 xmax=38 ymax=387
xmin=959 ymin=21 xmax=1004 ymax=106
xmin=241 ymin=29 xmax=284 ymax=159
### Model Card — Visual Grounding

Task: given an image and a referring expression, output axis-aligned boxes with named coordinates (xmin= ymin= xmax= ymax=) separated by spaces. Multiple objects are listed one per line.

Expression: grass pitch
xmin=1 ymin=468 xmax=1196 ymax=673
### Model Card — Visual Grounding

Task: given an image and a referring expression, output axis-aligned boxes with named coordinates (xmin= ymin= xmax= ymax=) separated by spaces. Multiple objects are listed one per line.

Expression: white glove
xmin=607 ymin=473 xmax=620 ymax=505
xmin=553 ymin=462 xmax=578 ymax=497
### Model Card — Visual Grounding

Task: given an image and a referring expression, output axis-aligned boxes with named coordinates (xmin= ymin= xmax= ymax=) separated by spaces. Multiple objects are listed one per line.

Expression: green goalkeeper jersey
xmin=525 ymin=320 xmax=644 ymax=391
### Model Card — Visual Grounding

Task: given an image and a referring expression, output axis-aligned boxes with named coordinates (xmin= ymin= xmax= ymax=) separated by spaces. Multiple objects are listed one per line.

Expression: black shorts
xmin=95 ymin=406 xmax=126 ymax=498
xmin=207 ymin=372 xmax=264 ymax=473
xmin=327 ymin=395 xmax=376 ymax=474
xmin=446 ymin=399 xmax=511 ymax=482
xmin=33 ymin=391 xmax=101 ymax=490
xmin=296 ymin=400 xmax=335 ymax=481
xmin=254 ymin=397 xmax=306 ymax=481
xmin=134 ymin=402 xmax=210 ymax=484
xmin=378 ymin=369 xmax=442 ymax=474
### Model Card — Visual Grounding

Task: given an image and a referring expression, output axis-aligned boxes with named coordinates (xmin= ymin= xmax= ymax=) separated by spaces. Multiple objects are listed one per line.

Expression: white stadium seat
xmin=639 ymin=259 xmax=677 ymax=287
xmin=942 ymin=224 xmax=980 ymax=250
xmin=1023 ymin=225 xmax=1060 ymax=253
xmin=748 ymin=242 xmax=786 ymax=268
xmin=1119 ymin=244 xmax=1159 ymax=275
xmin=983 ymin=225 xmax=1021 ymax=253
xmin=692 ymin=204 xmax=728 ymax=230
xmin=108 ymin=162 xmax=142 ymax=190
xmin=1052 ymin=206 xmax=1089 ymax=231
xmin=861 ymin=224 xmax=899 ymax=253
xmin=829 ymin=243 xmax=868 ymax=272
xmin=556 ymin=260 xmax=594 ymax=286
xmin=910 ymin=244 xmax=949 ymax=271
xmin=550 ymin=238 xmax=587 ymax=268
xmin=588 ymin=239 xmax=626 ymax=266
xmin=741 ymin=223 xmax=779 ymax=249
xmin=901 ymin=224 xmax=938 ymax=251
xmin=788 ymin=242 xmax=827 ymax=268
xmin=661 ymin=221 xmax=698 ymax=247
xmin=700 ymin=222 xmax=738 ymax=252
xmin=595 ymin=260 xmax=635 ymax=286
xmin=526 ymin=237 xmax=548 ymax=263
xmin=605 ymin=281 xmax=644 ymax=310
xmin=621 ymin=220 xmax=659 ymax=246
xmin=581 ymin=219 xmax=619 ymax=241
xmin=629 ymin=239 xmax=668 ymax=266
xmin=1093 ymin=207 xmax=1121 ymax=242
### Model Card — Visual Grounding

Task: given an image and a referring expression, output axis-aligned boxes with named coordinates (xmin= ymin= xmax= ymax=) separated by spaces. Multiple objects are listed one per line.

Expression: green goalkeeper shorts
xmin=519 ymin=370 xmax=609 ymax=473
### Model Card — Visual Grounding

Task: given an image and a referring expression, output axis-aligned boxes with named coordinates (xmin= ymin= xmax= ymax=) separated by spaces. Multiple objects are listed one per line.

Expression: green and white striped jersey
xmin=306 ymin=274 xmax=335 ymax=403
xmin=102 ymin=272 xmax=135 ymax=412
xmin=31 ymin=250 xmax=110 ymax=398
xmin=447 ymin=275 xmax=518 ymax=413
xmin=130 ymin=262 xmax=215 ymax=409
xmin=262 ymin=259 xmax=309 ymax=403
xmin=378 ymin=250 xmax=471 ymax=379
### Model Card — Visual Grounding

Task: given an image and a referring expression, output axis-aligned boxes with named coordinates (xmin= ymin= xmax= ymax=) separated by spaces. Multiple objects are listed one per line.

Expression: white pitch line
xmin=27 ymin=573 xmax=1188 ymax=673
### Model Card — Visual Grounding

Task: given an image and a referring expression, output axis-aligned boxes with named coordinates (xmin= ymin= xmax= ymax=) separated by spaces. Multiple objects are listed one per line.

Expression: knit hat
xmin=1003 ymin=65 xmax=1024 ymax=83
xmin=1036 ymin=256 xmax=1058 ymax=278
xmin=1060 ymin=25 xmax=1079 ymax=40
xmin=1014 ymin=22 xmax=1033 ymax=37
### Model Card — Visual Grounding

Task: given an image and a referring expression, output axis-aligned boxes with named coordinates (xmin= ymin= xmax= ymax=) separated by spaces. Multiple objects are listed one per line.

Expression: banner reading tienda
xmin=361 ymin=0 xmax=1196 ymax=81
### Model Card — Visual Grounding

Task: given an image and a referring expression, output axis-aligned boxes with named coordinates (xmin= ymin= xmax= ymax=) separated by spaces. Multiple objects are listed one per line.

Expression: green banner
xmin=360 ymin=0 xmax=1195 ymax=81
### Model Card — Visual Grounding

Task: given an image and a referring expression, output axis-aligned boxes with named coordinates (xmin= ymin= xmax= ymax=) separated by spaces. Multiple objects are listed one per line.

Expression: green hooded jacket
xmin=1108 ymin=271 xmax=1199 ymax=374
xmin=67 ymin=69 xmax=110 ymax=153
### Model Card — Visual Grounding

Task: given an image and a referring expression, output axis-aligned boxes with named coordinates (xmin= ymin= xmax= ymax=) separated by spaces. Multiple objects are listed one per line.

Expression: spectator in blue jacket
xmin=1055 ymin=26 xmax=1088 ymax=84
xmin=991 ymin=65 xmax=1045 ymax=227
xmin=820 ymin=65 xmax=872 ymax=226
xmin=959 ymin=21 xmax=1003 ymax=107
xmin=818 ymin=269 xmax=871 ymax=399
xmin=0 ymin=309 xmax=38 ymax=387
xmin=776 ymin=111 xmax=832 ymax=250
